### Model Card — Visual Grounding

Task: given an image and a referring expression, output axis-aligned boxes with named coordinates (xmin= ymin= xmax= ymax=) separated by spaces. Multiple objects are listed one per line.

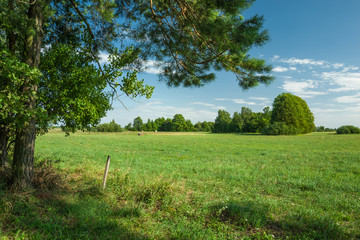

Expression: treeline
xmin=95 ymin=120 xmax=123 ymax=132
xmin=124 ymin=114 xmax=214 ymax=132
xmin=94 ymin=93 xmax=359 ymax=135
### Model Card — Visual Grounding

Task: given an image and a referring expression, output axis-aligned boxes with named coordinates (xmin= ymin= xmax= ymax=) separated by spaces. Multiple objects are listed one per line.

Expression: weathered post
xmin=102 ymin=156 xmax=111 ymax=188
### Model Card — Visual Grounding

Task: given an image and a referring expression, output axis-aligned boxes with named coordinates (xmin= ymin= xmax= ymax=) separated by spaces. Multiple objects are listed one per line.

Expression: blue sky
xmin=102 ymin=0 xmax=360 ymax=128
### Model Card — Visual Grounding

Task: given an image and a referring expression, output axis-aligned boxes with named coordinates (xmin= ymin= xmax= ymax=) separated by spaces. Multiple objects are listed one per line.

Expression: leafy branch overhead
xmin=0 ymin=0 xmax=273 ymax=188
xmin=117 ymin=0 xmax=273 ymax=88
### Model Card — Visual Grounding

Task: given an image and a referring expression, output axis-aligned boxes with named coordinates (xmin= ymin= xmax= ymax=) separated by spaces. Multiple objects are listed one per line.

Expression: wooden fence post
xmin=102 ymin=156 xmax=111 ymax=188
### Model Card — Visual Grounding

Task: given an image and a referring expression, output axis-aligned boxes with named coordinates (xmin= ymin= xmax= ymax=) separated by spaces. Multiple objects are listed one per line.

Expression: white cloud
xmin=142 ymin=60 xmax=163 ymax=74
xmin=282 ymin=80 xmax=327 ymax=98
xmin=332 ymin=63 xmax=344 ymax=69
xmin=101 ymin=100 xmax=219 ymax=125
xmin=273 ymin=66 xmax=289 ymax=72
xmin=272 ymin=66 xmax=297 ymax=73
xmin=215 ymin=97 xmax=264 ymax=106
xmin=99 ymin=52 xmax=110 ymax=64
xmin=321 ymin=71 xmax=360 ymax=92
xmin=276 ymin=57 xmax=326 ymax=66
xmin=190 ymin=102 xmax=216 ymax=107
xmin=249 ymin=97 xmax=270 ymax=101
xmin=335 ymin=94 xmax=360 ymax=104
xmin=232 ymin=99 xmax=257 ymax=105
xmin=190 ymin=102 xmax=226 ymax=110
xmin=214 ymin=98 xmax=229 ymax=101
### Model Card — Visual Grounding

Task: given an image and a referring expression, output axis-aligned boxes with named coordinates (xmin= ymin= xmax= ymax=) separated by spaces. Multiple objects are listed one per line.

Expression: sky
xmin=101 ymin=0 xmax=360 ymax=129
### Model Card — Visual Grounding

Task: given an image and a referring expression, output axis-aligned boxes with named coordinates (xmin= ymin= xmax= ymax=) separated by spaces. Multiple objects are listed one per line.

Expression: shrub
xmin=271 ymin=93 xmax=315 ymax=134
xmin=336 ymin=125 xmax=360 ymax=134
xmin=262 ymin=122 xmax=300 ymax=135
xmin=96 ymin=120 xmax=123 ymax=132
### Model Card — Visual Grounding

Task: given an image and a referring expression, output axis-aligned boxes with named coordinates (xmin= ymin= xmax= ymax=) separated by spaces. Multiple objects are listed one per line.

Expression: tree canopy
xmin=0 ymin=0 xmax=273 ymax=189
xmin=271 ymin=93 xmax=315 ymax=134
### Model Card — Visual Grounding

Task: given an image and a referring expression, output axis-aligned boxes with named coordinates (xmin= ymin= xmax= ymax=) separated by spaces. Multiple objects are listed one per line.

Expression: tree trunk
xmin=11 ymin=120 xmax=36 ymax=188
xmin=0 ymin=126 xmax=9 ymax=167
xmin=11 ymin=1 xmax=43 ymax=190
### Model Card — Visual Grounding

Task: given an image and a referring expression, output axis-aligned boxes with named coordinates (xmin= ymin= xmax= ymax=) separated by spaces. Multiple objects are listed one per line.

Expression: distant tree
xmin=230 ymin=112 xmax=244 ymax=133
xmin=336 ymin=125 xmax=360 ymax=134
xmin=256 ymin=107 xmax=272 ymax=132
xmin=144 ymin=119 xmax=154 ymax=131
xmin=194 ymin=122 xmax=203 ymax=132
xmin=155 ymin=117 xmax=166 ymax=130
xmin=214 ymin=110 xmax=232 ymax=133
xmin=316 ymin=126 xmax=325 ymax=132
xmin=97 ymin=120 xmax=123 ymax=132
xmin=124 ymin=123 xmax=133 ymax=131
xmin=159 ymin=118 xmax=173 ymax=131
xmin=133 ymin=117 xmax=143 ymax=131
xmin=202 ymin=121 xmax=214 ymax=132
xmin=185 ymin=119 xmax=194 ymax=132
xmin=271 ymin=93 xmax=315 ymax=134
xmin=239 ymin=107 xmax=254 ymax=132
xmin=172 ymin=114 xmax=187 ymax=132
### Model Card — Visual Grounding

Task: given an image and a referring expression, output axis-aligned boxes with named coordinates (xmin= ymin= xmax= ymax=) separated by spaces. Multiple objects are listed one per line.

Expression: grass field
xmin=1 ymin=131 xmax=359 ymax=239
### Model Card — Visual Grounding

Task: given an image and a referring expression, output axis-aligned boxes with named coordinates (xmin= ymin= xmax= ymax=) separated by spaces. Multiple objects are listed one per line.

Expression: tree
xmin=133 ymin=117 xmax=144 ymax=131
xmin=230 ymin=112 xmax=244 ymax=133
xmin=336 ymin=125 xmax=360 ymax=134
xmin=185 ymin=119 xmax=194 ymax=132
xmin=271 ymin=93 xmax=315 ymax=134
xmin=1 ymin=0 xmax=272 ymax=189
xmin=159 ymin=118 xmax=173 ymax=131
xmin=202 ymin=121 xmax=214 ymax=132
xmin=172 ymin=114 xmax=187 ymax=132
xmin=214 ymin=110 xmax=232 ymax=133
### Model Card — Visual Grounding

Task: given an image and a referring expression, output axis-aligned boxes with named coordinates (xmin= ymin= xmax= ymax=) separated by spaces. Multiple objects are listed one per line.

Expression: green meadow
xmin=1 ymin=131 xmax=359 ymax=239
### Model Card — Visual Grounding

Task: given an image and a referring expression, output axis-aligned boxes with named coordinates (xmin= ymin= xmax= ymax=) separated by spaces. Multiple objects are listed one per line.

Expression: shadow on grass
xmin=272 ymin=213 xmax=351 ymax=240
xmin=1 ymin=187 xmax=148 ymax=240
xmin=0 ymin=167 xmax=148 ymax=240
xmin=208 ymin=199 xmax=350 ymax=239
xmin=209 ymin=200 xmax=269 ymax=229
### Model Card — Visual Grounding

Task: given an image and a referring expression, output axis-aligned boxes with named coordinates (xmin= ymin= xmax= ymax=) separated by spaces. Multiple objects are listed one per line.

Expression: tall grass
xmin=1 ymin=131 xmax=359 ymax=239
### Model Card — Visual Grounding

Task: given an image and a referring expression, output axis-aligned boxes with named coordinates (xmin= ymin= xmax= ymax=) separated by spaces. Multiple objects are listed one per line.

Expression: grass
xmin=1 ymin=131 xmax=359 ymax=239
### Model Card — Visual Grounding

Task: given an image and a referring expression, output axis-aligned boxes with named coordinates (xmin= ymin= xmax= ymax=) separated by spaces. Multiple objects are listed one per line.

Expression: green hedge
xmin=336 ymin=125 xmax=360 ymax=134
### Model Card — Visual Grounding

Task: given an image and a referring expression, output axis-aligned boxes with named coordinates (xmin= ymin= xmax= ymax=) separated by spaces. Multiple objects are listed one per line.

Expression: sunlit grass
xmin=1 ymin=131 xmax=359 ymax=239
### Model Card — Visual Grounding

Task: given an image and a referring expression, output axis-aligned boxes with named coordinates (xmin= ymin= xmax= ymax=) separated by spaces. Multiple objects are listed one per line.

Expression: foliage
xmin=315 ymin=126 xmax=336 ymax=132
xmin=271 ymin=93 xmax=315 ymax=134
xmin=120 ymin=0 xmax=274 ymax=88
xmin=261 ymin=122 xmax=299 ymax=135
xmin=96 ymin=120 xmax=123 ymax=132
xmin=336 ymin=125 xmax=360 ymax=134
xmin=39 ymin=44 xmax=113 ymax=134
xmin=171 ymin=114 xmax=187 ymax=132
xmin=214 ymin=110 xmax=232 ymax=133
xmin=0 ymin=49 xmax=42 ymax=130
xmin=133 ymin=117 xmax=143 ymax=131
xmin=1 ymin=0 xmax=274 ymax=188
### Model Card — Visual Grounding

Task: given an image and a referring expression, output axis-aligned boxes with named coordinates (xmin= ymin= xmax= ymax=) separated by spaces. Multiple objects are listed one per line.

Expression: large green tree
xmin=1 ymin=0 xmax=273 ymax=189
xmin=271 ymin=93 xmax=315 ymax=134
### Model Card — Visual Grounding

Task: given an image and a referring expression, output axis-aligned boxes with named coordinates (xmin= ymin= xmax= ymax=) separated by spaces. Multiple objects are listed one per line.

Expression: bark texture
xmin=11 ymin=1 xmax=43 ymax=189
xmin=0 ymin=126 xmax=9 ymax=167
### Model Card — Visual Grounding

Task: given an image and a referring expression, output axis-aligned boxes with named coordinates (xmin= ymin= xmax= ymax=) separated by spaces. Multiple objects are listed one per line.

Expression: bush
xmin=336 ymin=125 xmax=360 ymax=134
xmin=96 ymin=120 xmax=123 ymax=132
xmin=271 ymin=93 xmax=315 ymax=134
xmin=262 ymin=122 xmax=300 ymax=135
